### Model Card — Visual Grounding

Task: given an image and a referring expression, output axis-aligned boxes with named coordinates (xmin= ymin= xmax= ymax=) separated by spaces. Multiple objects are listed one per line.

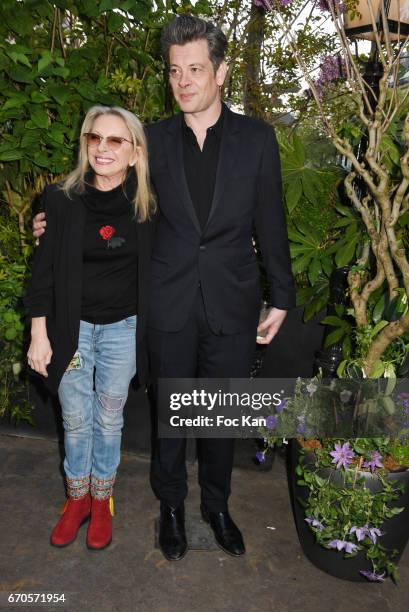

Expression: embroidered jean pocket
xmin=65 ymin=351 xmax=83 ymax=372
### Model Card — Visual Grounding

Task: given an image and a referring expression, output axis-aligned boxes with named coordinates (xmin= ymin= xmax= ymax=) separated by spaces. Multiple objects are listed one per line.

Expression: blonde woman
xmin=25 ymin=106 xmax=156 ymax=550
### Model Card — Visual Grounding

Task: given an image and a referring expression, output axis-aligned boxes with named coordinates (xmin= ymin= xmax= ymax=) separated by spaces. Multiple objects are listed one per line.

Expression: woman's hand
xmin=33 ymin=211 xmax=46 ymax=239
xmin=27 ymin=317 xmax=52 ymax=377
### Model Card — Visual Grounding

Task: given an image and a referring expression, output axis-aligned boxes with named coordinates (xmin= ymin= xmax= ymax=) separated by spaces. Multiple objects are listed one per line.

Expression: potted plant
xmin=258 ymin=375 xmax=409 ymax=581
xmin=253 ymin=0 xmax=409 ymax=581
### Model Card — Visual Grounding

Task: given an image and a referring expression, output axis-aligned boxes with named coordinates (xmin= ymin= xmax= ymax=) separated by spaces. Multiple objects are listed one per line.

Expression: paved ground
xmin=0 ymin=434 xmax=408 ymax=612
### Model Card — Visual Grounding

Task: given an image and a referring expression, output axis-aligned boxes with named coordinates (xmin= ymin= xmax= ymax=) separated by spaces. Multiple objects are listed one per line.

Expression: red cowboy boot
xmin=50 ymin=493 xmax=91 ymax=547
xmin=86 ymin=496 xmax=114 ymax=550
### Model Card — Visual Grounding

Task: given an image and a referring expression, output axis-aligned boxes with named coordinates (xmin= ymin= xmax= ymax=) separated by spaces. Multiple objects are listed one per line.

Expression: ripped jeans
xmin=58 ymin=317 xmax=137 ymax=499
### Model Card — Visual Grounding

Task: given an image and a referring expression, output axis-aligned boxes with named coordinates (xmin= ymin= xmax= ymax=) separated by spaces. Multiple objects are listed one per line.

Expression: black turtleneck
xmin=80 ymin=171 xmax=138 ymax=324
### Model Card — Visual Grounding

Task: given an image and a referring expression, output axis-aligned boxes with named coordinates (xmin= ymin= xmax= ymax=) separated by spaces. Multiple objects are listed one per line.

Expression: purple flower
xmin=265 ymin=415 xmax=278 ymax=429
xmin=367 ymin=527 xmax=383 ymax=544
xmin=254 ymin=0 xmax=293 ymax=8
xmin=305 ymin=517 xmax=325 ymax=531
xmin=330 ymin=442 xmax=355 ymax=469
xmin=275 ymin=398 xmax=287 ymax=413
xmin=296 ymin=415 xmax=306 ymax=435
xmin=363 ymin=451 xmax=384 ymax=472
xmin=254 ymin=0 xmax=273 ymax=9
xmin=350 ymin=525 xmax=383 ymax=544
xmin=313 ymin=54 xmax=346 ymax=99
xmin=319 ymin=56 xmax=346 ymax=84
xmin=317 ymin=0 xmax=345 ymax=13
xmin=350 ymin=525 xmax=368 ymax=542
xmin=255 ymin=451 xmax=266 ymax=463
xmin=360 ymin=570 xmax=386 ymax=582
xmin=328 ymin=539 xmax=358 ymax=553
xmin=398 ymin=392 xmax=409 ymax=409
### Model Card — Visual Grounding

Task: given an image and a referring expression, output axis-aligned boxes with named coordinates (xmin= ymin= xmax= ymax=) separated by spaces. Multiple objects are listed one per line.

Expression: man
xmin=33 ymin=15 xmax=295 ymax=562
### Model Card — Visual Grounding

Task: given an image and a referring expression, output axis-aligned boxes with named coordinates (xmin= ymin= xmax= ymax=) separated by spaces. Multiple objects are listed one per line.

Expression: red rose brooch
xmin=99 ymin=225 xmax=125 ymax=249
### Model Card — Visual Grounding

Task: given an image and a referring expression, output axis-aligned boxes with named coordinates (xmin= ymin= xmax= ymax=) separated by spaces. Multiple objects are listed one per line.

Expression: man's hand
xmin=256 ymin=307 xmax=287 ymax=345
xmin=33 ymin=211 xmax=46 ymax=241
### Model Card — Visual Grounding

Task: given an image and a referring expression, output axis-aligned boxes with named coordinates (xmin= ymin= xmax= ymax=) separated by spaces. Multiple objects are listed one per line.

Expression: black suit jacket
xmin=146 ymin=106 xmax=295 ymax=334
xmin=24 ymin=183 xmax=155 ymax=394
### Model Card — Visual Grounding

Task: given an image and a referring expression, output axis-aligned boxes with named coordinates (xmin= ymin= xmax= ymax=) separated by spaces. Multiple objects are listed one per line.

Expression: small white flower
xmin=306 ymin=382 xmax=317 ymax=396
xmin=340 ymin=390 xmax=352 ymax=403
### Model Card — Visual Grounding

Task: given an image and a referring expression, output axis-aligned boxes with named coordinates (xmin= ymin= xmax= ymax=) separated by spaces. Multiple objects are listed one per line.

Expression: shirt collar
xmin=182 ymin=102 xmax=226 ymax=140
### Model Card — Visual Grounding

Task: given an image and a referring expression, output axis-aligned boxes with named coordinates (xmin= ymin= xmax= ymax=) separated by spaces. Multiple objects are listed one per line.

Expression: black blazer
xmin=24 ymin=183 xmax=155 ymax=394
xmin=145 ymin=106 xmax=295 ymax=334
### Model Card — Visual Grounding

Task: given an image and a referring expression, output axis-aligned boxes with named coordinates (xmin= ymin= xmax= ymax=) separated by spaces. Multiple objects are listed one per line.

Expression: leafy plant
xmin=0 ymin=211 xmax=33 ymax=422
xmin=0 ymin=0 xmax=211 ymax=421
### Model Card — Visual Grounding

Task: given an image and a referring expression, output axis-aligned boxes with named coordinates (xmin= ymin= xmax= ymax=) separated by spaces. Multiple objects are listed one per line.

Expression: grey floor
xmin=0 ymin=434 xmax=408 ymax=612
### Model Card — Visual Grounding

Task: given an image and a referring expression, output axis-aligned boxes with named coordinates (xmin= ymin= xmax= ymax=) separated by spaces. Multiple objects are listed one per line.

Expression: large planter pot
xmin=288 ymin=440 xmax=409 ymax=582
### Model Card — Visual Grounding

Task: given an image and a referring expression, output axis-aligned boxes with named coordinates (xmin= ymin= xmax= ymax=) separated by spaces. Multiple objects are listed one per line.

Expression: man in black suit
xmin=32 ymin=14 xmax=295 ymax=562
xmin=146 ymin=15 xmax=295 ymax=561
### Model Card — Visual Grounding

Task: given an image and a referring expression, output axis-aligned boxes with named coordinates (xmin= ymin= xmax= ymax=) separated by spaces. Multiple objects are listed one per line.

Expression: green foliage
xmin=278 ymin=129 xmax=361 ymax=321
xmin=335 ymin=286 xmax=409 ymax=378
xmin=0 ymin=0 xmax=210 ymax=421
xmin=0 ymin=212 xmax=33 ymax=422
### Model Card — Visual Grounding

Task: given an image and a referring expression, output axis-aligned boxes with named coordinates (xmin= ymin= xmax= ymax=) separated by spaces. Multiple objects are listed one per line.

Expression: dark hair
xmin=161 ymin=14 xmax=227 ymax=73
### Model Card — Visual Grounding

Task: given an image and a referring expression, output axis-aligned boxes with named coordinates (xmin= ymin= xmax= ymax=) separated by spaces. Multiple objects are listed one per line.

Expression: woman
xmin=25 ymin=106 xmax=156 ymax=550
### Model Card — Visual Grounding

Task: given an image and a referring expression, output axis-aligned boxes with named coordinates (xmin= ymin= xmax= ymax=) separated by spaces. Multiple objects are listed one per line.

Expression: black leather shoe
xmin=201 ymin=505 xmax=245 ymax=556
xmin=159 ymin=503 xmax=187 ymax=561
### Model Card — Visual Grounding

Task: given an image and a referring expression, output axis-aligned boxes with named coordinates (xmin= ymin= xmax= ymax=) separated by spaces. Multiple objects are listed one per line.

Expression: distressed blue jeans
xmin=58 ymin=317 xmax=137 ymax=499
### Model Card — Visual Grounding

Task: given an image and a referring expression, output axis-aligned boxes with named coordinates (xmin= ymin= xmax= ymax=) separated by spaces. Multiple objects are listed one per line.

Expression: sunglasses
xmin=83 ymin=132 xmax=133 ymax=151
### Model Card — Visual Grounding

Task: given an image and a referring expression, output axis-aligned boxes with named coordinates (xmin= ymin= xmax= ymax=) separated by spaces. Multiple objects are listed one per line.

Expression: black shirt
xmin=80 ymin=173 xmax=138 ymax=324
xmin=182 ymin=103 xmax=225 ymax=231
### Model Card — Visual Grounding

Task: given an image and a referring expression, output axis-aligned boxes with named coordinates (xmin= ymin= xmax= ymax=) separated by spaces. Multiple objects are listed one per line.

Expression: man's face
xmin=168 ymin=39 xmax=226 ymax=115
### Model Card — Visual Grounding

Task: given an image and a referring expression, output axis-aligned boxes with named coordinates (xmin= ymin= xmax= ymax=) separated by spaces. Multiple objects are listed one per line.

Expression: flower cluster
xmin=317 ymin=0 xmax=345 ymax=13
xmin=314 ymin=55 xmax=347 ymax=99
xmin=254 ymin=0 xmax=292 ymax=9
xmin=254 ymin=0 xmax=346 ymax=11
xmin=363 ymin=451 xmax=384 ymax=472
xmin=350 ymin=525 xmax=383 ymax=544
xmin=304 ymin=509 xmax=387 ymax=581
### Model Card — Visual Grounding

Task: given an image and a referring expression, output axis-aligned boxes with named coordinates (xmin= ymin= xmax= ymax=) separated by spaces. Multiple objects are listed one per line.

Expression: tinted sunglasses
xmin=83 ymin=132 xmax=133 ymax=151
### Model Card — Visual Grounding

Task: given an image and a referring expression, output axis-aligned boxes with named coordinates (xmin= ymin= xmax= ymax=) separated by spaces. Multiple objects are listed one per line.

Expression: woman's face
xmin=86 ymin=114 xmax=137 ymax=188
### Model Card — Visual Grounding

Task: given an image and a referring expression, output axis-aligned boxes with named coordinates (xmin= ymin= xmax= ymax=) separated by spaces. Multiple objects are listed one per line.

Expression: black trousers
xmin=148 ymin=289 xmax=256 ymax=512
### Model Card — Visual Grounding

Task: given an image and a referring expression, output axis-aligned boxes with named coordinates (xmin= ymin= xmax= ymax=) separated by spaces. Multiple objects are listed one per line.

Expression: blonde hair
xmin=62 ymin=105 xmax=156 ymax=222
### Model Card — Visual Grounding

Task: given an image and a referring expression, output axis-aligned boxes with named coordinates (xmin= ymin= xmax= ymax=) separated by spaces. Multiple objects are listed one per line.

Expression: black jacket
xmin=146 ymin=107 xmax=295 ymax=334
xmin=24 ymin=182 xmax=155 ymax=394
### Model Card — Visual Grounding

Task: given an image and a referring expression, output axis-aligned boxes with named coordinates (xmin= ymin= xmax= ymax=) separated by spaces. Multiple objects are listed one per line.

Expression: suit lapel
xmin=204 ymin=108 xmax=240 ymax=233
xmin=164 ymin=113 xmax=201 ymax=234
